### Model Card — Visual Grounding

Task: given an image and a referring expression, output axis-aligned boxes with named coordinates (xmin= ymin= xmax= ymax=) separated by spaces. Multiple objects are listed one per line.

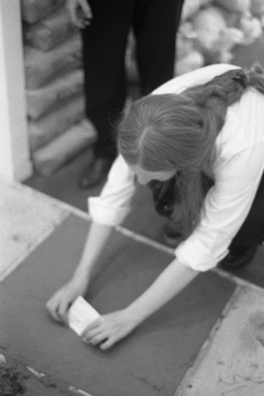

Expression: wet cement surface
xmin=0 ymin=214 xmax=236 ymax=396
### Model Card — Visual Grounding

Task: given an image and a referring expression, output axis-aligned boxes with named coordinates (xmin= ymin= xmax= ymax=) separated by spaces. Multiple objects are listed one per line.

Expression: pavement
xmin=1 ymin=177 xmax=264 ymax=396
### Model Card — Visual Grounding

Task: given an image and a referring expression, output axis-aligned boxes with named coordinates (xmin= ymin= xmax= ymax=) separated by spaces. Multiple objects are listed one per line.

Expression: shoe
xmin=220 ymin=246 xmax=258 ymax=269
xmin=149 ymin=176 xmax=179 ymax=218
xmin=79 ymin=157 xmax=114 ymax=189
xmin=162 ymin=222 xmax=183 ymax=248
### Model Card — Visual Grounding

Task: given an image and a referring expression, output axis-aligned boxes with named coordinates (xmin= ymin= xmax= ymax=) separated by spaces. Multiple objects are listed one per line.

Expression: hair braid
xmin=186 ymin=64 xmax=264 ymax=138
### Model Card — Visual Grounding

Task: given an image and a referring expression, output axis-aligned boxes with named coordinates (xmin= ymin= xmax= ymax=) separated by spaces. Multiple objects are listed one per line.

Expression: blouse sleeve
xmin=88 ymin=155 xmax=137 ymax=226
xmin=175 ymin=135 xmax=264 ymax=272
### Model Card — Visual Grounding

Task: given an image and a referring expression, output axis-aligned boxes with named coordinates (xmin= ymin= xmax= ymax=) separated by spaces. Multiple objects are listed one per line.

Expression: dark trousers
xmin=82 ymin=0 xmax=184 ymax=159
xmin=230 ymin=171 xmax=264 ymax=250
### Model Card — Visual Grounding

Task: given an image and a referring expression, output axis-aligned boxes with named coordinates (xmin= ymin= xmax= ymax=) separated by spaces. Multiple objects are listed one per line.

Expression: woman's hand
xmin=81 ymin=309 xmax=140 ymax=350
xmin=66 ymin=0 xmax=93 ymax=29
xmin=46 ymin=277 xmax=88 ymax=324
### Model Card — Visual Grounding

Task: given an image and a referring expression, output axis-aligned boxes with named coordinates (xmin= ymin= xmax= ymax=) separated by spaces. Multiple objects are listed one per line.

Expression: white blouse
xmin=88 ymin=64 xmax=264 ymax=271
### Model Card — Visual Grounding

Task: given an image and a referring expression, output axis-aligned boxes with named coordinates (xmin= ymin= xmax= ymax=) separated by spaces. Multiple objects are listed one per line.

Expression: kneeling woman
xmin=46 ymin=63 xmax=264 ymax=350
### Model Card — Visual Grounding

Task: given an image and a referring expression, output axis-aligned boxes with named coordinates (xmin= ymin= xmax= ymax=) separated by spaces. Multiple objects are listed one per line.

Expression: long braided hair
xmin=117 ymin=64 xmax=264 ymax=237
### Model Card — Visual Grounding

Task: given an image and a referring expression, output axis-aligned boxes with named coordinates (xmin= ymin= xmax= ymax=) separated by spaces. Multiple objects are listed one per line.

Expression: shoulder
xmin=152 ymin=64 xmax=241 ymax=95
xmin=226 ymin=88 xmax=264 ymax=147
xmin=215 ymin=90 xmax=264 ymax=164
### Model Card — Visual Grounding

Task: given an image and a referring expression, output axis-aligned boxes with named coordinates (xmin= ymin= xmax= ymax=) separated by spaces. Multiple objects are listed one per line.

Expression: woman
xmin=46 ymin=63 xmax=264 ymax=350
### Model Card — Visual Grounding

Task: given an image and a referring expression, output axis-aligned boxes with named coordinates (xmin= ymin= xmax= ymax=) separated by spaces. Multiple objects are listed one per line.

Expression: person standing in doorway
xmin=66 ymin=0 xmax=185 ymax=188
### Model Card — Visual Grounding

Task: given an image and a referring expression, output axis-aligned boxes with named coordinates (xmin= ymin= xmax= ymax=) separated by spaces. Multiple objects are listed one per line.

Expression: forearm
xmin=126 ymin=258 xmax=198 ymax=324
xmin=72 ymin=221 xmax=114 ymax=283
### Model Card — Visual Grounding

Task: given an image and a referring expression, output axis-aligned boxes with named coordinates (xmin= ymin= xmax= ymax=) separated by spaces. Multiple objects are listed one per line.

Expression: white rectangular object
xmin=68 ymin=296 xmax=100 ymax=336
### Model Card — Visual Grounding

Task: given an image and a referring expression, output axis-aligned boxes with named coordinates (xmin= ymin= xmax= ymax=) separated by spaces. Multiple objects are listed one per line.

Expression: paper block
xmin=68 ymin=296 xmax=100 ymax=337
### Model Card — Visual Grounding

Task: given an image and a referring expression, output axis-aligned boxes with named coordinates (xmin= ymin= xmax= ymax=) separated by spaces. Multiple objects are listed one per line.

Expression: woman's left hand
xmin=81 ymin=309 xmax=139 ymax=350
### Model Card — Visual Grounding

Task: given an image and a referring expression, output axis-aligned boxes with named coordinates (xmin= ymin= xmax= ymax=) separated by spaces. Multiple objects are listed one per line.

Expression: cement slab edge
xmin=174 ymin=285 xmax=264 ymax=395
xmin=174 ymin=286 xmax=243 ymax=396
xmin=0 ymin=223 xmax=69 ymax=284
xmin=6 ymin=180 xmax=264 ymax=295
xmin=0 ymin=180 xmax=70 ymax=284
xmin=0 ymin=352 xmax=95 ymax=396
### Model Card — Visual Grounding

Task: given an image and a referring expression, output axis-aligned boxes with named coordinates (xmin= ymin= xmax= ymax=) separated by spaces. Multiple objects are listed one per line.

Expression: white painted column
xmin=0 ymin=0 xmax=32 ymax=182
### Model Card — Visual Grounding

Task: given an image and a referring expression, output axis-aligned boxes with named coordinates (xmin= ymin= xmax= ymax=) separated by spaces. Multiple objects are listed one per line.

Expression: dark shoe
xmin=220 ymin=246 xmax=258 ymax=269
xmin=148 ymin=175 xmax=179 ymax=218
xmin=162 ymin=222 xmax=183 ymax=248
xmin=79 ymin=157 xmax=114 ymax=189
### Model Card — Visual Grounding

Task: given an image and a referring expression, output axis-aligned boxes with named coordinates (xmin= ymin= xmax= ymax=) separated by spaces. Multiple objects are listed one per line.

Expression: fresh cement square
xmin=0 ymin=214 xmax=235 ymax=396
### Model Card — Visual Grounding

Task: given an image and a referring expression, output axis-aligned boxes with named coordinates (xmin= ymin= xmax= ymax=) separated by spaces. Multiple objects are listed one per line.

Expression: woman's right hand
xmin=66 ymin=0 xmax=93 ymax=29
xmin=46 ymin=222 xmax=114 ymax=324
xmin=46 ymin=277 xmax=88 ymax=324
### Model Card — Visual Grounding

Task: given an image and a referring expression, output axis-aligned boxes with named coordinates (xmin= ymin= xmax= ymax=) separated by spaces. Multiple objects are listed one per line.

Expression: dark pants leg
xmin=229 ymin=171 xmax=264 ymax=250
xmin=82 ymin=0 xmax=183 ymax=159
xmin=82 ymin=0 xmax=135 ymax=160
xmin=133 ymin=0 xmax=185 ymax=95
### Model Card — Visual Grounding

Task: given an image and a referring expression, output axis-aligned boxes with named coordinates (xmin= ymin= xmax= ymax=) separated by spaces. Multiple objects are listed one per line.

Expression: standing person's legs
xmin=80 ymin=0 xmax=135 ymax=188
xmin=221 ymin=171 xmax=264 ymax=268
xmin=133 ymin=0 xmax=184 ymax=95
xmin=133 ymin=0 xmax=185 ymax=244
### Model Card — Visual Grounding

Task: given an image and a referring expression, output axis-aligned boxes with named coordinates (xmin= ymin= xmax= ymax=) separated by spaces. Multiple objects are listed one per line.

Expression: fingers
xmin=85 ymin=333 xmax=108 ymax=346
xmin=99 ymin=337 xmax=116 ymax=350
xmin=57 ymin=300 xmax=70 ymax=324
xmin=82 ymin=328 xmax=115 ymax=350
xmin=81 ymin=317 xmax=121 ymax=350
xmin=46 ymin=296 xmax=60 ymax=322
xmin=79 ymin=0 xmax=93 ymax=19
xmin=46 ymin=295 xmax=69 ymax=324
xmin=81 ymin=319 xmax=109 ymax=346
xmin=66 ymin=0 xmax=79 ymax=26
xmin=66 ymin=0 xmax=92 ymax=29
xmin=81 ymin=319 xmax=101 ymax=342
